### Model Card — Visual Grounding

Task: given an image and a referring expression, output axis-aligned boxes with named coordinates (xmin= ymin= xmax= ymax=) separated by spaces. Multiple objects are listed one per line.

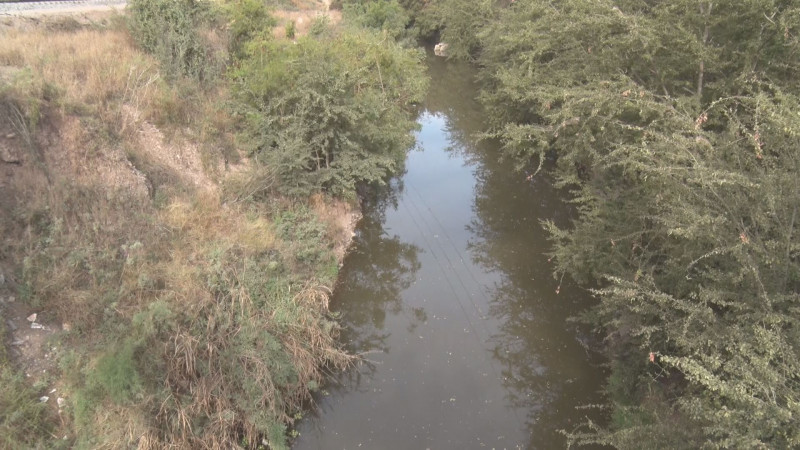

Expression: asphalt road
xmin=0 ymin=0 xmax=127 ymax=16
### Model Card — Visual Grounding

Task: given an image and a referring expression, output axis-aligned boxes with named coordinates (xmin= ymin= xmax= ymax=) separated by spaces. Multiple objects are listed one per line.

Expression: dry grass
xmin=0 ymin=27 xmax=159 ymax=117
xmin=0 ymin=11 xmax=358 ymax=449
xmin=161 ymin=193 xmax=279 ymax=293
xmin=309 ymin=192 xmax=361 ymax=262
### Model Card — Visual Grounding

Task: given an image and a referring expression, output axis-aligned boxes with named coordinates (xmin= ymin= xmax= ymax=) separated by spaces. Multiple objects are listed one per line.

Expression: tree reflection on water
xmin=465 ymin=128 xmax=608 ymax=448
xmin=298 ymin=53 xmax=605 ymax=448
xmin=426 ymin=52 xmax=606 ymax=446
xmin=328 ymin=179 xmax=424 ymax=387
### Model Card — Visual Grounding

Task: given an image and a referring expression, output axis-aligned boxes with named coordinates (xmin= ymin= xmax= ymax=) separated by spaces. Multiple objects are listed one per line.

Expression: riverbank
xmin=294 ymin=55 xmax=607 ymax=448
xmin=0 ymin=8 xmax=363 ymax=448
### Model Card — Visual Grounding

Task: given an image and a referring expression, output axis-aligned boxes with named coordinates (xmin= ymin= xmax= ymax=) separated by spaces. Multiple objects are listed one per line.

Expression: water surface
xmin=294 ymin=54 xmax=606 ymax=449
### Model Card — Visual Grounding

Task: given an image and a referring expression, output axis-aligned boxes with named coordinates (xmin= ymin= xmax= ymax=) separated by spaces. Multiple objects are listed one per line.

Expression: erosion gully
xmin=294 ymin=52 xmax=607 ymax=449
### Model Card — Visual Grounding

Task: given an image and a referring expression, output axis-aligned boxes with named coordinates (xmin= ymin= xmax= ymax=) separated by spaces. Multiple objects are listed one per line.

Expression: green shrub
xmin=274 ymin=206 xmax=334 ymax=274
xmin=343 ymin=0 xmax=411 ymax=40
xmin=127 ymin=0 xmax=224 ymax=83
xmin=454 ymin=0 xmax=800 ymax=447
xmin=225 ymin=0 xmax=276 ymax=58
xmin=231 ymin=28 xmax=427 ymax=197
xmin=285 ymin=20 xmax=296 ymax=39
xmin=90 ymin=339 xmax=144 ymax=405
xmin=308 ymin=14 xmax=332 ymax=37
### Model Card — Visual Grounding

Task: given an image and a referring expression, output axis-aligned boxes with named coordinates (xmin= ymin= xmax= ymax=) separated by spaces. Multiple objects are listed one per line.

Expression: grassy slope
xmin=0 ymin=12 xmax=353 ymax=449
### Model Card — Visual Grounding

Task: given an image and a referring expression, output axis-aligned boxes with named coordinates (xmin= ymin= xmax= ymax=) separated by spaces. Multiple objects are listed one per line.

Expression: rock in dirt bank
xmin=434 ymin=42 xmax=450 ymax=57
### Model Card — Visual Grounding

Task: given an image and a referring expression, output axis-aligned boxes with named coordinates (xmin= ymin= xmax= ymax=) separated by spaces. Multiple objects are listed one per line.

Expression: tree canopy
xmin=424 ymin=0 xmax=800 ymax=446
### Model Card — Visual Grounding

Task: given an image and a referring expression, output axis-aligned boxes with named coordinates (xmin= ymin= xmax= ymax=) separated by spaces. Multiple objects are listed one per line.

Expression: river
xmin=293 ymin=53 xmax=606 ymax=449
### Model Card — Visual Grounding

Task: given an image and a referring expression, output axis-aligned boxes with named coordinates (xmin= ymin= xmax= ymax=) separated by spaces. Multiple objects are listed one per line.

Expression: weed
xmin=308 ymin=14 xmax=332 ymax=36
xmin=285 ymin=20 xmax=297 ymax=39
xmin=0 ymin=366 xmax=54 ymax=448
xmin=92 ymin=339 xmax=144 ymax=404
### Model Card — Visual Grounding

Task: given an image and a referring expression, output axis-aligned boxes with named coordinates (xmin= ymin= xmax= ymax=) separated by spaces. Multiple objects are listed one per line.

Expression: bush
xmin=462 ymin=0 xmax=800 ymax=447
xmin=127 ymin=0 xmax=225 ymax=83
xmin=274 ymin=205 xmax=335 ymax=274
xmin=285 ymin=20 xmax=296 ymax=39
xmin=231 ymin=28 xmax=428 ymax=198
xmin=225 ymin=0 xmax=276 ymax=58
xmin=343 ymin=0 xmax=411 ymax=40
xmin=91 ymin=339 xmax=144 ymax=404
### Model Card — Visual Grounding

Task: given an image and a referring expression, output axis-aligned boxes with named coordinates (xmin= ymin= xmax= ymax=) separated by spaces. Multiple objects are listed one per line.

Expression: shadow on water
xmin=294 ymin=51 xmax=607 ymax=449
xmin=331 ymin=179 xmax=424 ymax=377
xmin=430 ymin=51 xmax=609 ymax=446
xmin=468 ymin=149 xmax=609 ymax=446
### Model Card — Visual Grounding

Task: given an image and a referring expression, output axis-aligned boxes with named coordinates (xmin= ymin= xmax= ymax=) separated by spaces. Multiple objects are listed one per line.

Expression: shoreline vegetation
xmin=0 ymin=0 xmax=425 ymax=448
xmin=7 ymin=0 xmax=798 ymax=448
xmin=421 ymin=0 xmax=800 ymax=447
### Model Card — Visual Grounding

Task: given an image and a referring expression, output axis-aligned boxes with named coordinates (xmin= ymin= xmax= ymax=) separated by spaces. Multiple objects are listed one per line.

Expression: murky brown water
xmin=294 ymin=54 xmax=606 ymax=449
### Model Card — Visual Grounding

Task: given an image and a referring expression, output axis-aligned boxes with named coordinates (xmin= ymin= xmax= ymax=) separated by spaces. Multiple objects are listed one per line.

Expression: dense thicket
xmin=230 ymin=23 xmax=427 ymax=198
xmin=423 ymin=0 xmax=800 ymax=447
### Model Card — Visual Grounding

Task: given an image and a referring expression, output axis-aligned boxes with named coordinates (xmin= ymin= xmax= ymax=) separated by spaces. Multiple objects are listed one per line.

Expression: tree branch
xmin=698 ymin=2 xmax=713 ymax=99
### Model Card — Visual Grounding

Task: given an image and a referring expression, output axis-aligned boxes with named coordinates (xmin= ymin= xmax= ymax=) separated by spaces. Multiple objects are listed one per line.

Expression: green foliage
xmin=343 ymin=0 xmax=411 ymax=40
xmin=225 ymin=0 xmax=277 ymax=58
xmin=416 ymin=0 xmax=495 ymax=59
xmin=430 ymin=0 xmax=800 ymax=447
xmin=231 ymin=27 xmax=427 ymax=197
xmin=131 ymin=299 xmax=175 ymax=338
xmin=91 ymin=339 xmax=143 ymax=404
xmin=127 ymin=0 xmax=224 ymax=82
xmin=274 ymin=206 xmax=334 ymax=274
xmin=308 ymin=14 xmax=332 ymax=37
